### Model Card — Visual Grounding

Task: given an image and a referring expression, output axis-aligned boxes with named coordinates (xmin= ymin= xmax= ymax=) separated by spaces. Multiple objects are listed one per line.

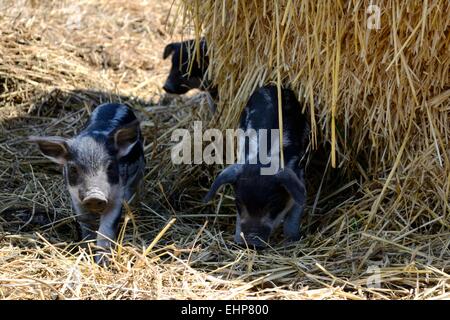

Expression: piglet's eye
xmin=106 ymin=162 xmax=119 ymax=183
xmin=107 ymin=162 xmax=116 ymax=174
xmin=269 ymin=202 xmax=284 ymax=213
xmin=67 ymin=164 xmax=79 ymax=185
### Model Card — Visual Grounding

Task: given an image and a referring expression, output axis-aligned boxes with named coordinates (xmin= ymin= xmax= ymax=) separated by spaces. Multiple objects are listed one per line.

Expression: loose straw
xmin=275 ymin=1 xmax=285 ymax=170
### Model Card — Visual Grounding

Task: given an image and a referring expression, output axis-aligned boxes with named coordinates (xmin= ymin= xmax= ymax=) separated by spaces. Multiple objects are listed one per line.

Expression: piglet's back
xmin=239 ymin=85 xmax=309 ymax=166
xmin=82 ymin=103 xmax=138 ymax=137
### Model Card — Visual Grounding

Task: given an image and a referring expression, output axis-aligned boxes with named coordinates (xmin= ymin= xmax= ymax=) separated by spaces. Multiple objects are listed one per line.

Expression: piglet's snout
xmin=81 ymin=192 xmax=108 ymax=214
xmin=236 ymin=226 xmax=271 ymax=250
xmin=243 ymin=234 xmax=267 ymax=250
xmin=162 ymin=82 xmax=176 ymax=94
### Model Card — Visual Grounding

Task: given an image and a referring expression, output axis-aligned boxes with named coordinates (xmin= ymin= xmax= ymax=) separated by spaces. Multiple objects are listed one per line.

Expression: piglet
xmin=29 ymin=103 xmax=145 ymax=263
xmin=204 ymin=85 xmax=309 ymax=248
xmin=163 ymin=38 xmax=217 ymax=112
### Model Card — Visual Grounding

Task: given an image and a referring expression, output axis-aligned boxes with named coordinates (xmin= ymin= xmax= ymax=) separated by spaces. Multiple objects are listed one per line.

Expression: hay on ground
xmin=0 ymin=0 xmax=448 ymax=299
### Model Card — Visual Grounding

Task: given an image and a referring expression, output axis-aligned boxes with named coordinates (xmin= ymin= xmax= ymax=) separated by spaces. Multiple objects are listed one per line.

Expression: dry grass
xmin=0 ymin=0 xmax=448 ymax=300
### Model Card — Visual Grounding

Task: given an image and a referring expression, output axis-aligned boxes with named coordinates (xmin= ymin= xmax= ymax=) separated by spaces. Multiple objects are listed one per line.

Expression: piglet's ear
xmin=28 ymin=136 xmax=70 ymax=165
xmin=276 ymin=168 xmax=306 ymax=206
xmin=163 ymin=42 xmax=179 ymax=59
xmin=203 ymin=164 xmax=242 ymax=203
xmin=114 ymin=120 xmax=140 ymax=158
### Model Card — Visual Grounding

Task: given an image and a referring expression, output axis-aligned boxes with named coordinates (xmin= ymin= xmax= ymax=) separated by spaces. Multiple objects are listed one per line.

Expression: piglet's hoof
xmin=94 ymin=251 xmax=112 ymax=267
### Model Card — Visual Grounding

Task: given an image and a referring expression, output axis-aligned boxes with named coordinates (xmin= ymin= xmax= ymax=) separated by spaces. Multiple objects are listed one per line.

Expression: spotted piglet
xmin=29 ymin=103 xmax=145 ymax=263
xmin=162 ymin=38 xmax=217 ymax=112
xmin=204 ymin=85 xmax=309 ymax=248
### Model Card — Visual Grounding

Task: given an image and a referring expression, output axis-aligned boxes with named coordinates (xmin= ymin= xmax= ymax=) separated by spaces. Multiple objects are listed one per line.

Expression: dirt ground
xmin=0 ymin=0 xmax=448 ymax=300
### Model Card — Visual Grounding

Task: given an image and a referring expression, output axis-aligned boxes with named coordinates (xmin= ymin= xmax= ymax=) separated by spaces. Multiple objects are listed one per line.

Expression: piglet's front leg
xmin=76 ymin=208 xmax=99 ymax=245
xmin=233 ymin=213 xmax=243 ymax=244
xmin=95 ymin=202 xmax=123 ymax=265
xmin=283 ymin=203 xmax=305 ymax=242
xmin=78 ymin=222 xmax=97 ymax=243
